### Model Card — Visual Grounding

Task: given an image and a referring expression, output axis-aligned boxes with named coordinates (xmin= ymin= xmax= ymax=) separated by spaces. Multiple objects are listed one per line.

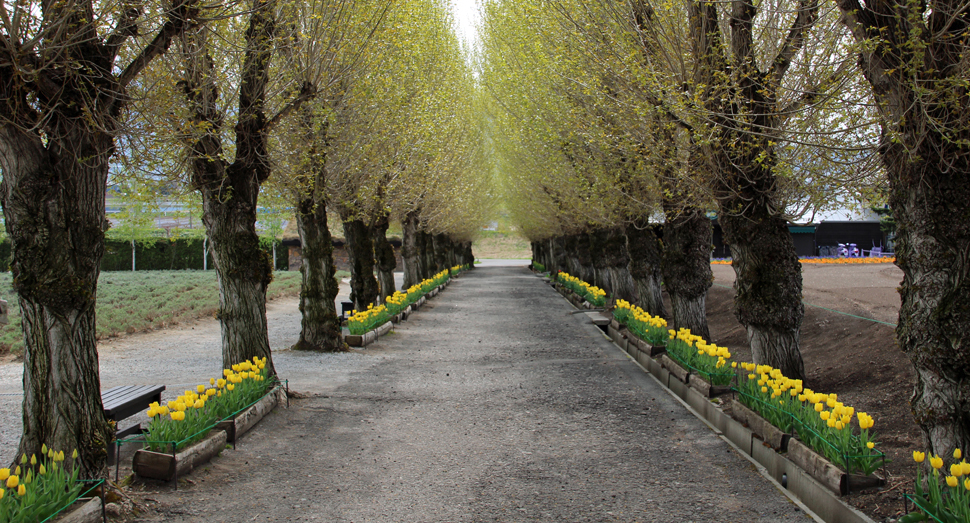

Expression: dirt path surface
xmin=132 ymin=266 xmax=808 ymax=522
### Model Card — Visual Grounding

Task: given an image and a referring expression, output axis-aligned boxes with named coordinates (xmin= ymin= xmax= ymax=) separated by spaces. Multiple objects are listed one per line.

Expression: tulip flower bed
xmin=556 ymin=272 xmax=606 ymax=307
xmin=141 ymin=357 xmax=271 ymax=452
xmin=904 ymin=449 xmax=970 ymax=522
xmin=0 ymin=446 xmax=101 ymax=522
xmin=612 ymin=300 xmax=668 ymax=346
xmin=346 ymin=266 xmax=467 ymax=341
xmin=735 ymin=362 xmax=884 ymax=476
xmin=664 ymin=328 xmax=735 ymax=386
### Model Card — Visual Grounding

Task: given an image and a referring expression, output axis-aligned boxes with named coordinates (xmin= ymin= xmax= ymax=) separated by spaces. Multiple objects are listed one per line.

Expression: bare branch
xmin=770 ymin=0 xmax=821 ymax=86
xmin=117 ymin=0 xmax=197 ymax=91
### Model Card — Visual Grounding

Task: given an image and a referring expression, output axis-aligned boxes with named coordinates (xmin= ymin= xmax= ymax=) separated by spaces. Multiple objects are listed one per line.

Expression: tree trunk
xmin=461 ymin=241 xmax=475 ymax=267
xmin=1 ymin=127 xmax=113 ymax=478
xmin=660 ymin=207 xmax=713 ymax=340
xmin=181 ymin=1 xmax=282 ymax=377
xmin=721 ymin=212 xmax=805 ymax=380
xmin=575 ymin=233 xmax=595 ymax=284
xmin=433 ymin=234 xmax=449 ymax=274
xmin=835 ymin=0 xmax=970 ymax=460
xmin=626 ymin=222 xmax=668 ymax=318
xmin=603 ymin=227 xmax=636 ymax=304
xmin=418 ymin=231 xmax=435 ymax=279
xmin=373 ymin=215 xmax=397 ymax=302
xmin=342 ymin=218 xmax=379 ymax=311
xmin=293 ymin=196 xmax=344 ymax=352
xmin=588 ymin=228 xmax=612 ymax=293
xmin=564 ymin=234 xmax=581 ymax=277
xmin=402 ymin=211 xmax=421 ymax=290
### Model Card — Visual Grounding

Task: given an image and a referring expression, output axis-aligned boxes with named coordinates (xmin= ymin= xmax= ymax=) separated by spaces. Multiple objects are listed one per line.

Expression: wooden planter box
xmin=215 ymin=389 xmax=280 ymax=444
xmin=660 ymin=354 xmax=690 ymax=383
xmin=787 ymin=438 xmax=885 ymax=496
xmin=728 ymin=398 xmax=792 ymax=451
xmin=132 ymin=429 xmax=228 ymax=482
xmin=391 ymin=306 xmax=412 ymax=324
xmin=345 ymin=321 xmax=393 ymax=347
xmin=688 ymin=374 xmax=733 ymax=398
xmin=52 ymin=496 xmax=103 ymax=523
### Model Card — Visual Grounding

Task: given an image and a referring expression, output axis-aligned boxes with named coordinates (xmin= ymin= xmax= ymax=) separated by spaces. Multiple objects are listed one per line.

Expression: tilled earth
xmin=131 ymin=267 xmax=809 ymax=522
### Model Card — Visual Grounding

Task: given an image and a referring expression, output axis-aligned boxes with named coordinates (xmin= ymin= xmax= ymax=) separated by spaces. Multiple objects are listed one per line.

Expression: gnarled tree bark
xmin=402 ymin=211 xmax=422 ymax=289
xmin=626 ymin=222 xmax=668 ymax=318
xmin=0 ymin=0 xmax=194 ymax=475
xmin=373 ymin=214 xmax=397 ymax=301
xmin=341 ymin=216 xmax=379 ymax=311
xmin=660 ymin=207 xmax=713 ymax=341
xmin=836 ymin=0 xmax=970 ymax=456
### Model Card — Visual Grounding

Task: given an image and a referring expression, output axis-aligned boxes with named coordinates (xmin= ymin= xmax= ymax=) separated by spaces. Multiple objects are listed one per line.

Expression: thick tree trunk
xmin=293 ymin=197 xmax=344 ymax=352
xmin=588 ymin=229 xmax=612 ymax=293
xmin=204 ymin=197 xmax=275 ymax=374
xmin=181 ymin=4 xmax=278 ymax=377
xmin=575 ymin=233 xmax=595 ymax=284
xmin=461 ymin=241 xmax=475 ymax=267
xmin=626 ymin=222 xmax=668 ymax=318
xmin=402 ymin=211 xmax=421 ymax=290
xmin=835 ymin=0 xmax=970 ymax=458
xmin=433 ymin=234 xmax=449 ymax=273
xmin=419 ymin=231 xmax=436 ymax=279
xmin=342 ymin=218 xmax=379 ymax=311
xmin=563 ymin=234 xmax=581 ymax=277
xmin=373 ymin=215 xmax=397 ymax=302
xmin=0 ymin=127 xmax=113 ymax=478
xmin=721 ymin=212 xmax=805 ymax=380
xmin=603 ymin=227 xmax=636 ymax=303
xmin=660 ymin=207 xmax=713 ymax=340
xmin=550 ymin=237 xmax=566 ymax=274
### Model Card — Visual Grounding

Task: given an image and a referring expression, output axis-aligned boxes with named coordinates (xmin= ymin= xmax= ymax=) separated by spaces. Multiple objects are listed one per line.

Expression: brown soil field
xmin=708 ymin=262 xmax=915 ymax=522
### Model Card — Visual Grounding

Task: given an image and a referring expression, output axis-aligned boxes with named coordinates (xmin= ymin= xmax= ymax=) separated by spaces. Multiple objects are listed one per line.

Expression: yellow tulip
xmin=17 ymin=484 xmax=25 ymax=496
xmin=961 ymin=461 xmax=970 ymax=476
xmin=931 ymin=455 xmax=945 ymax=469
xmin=197 ymin=385 xmax=206 ymax=394
xmin=228 ymin=383 xmax=235 ymax=391
xmin=956 ymin=448 xmax=963 ymax=459
xmin=6 ymin=475 xmax=18 ymax=488
xmin=39 ymin=464 xmax=46 ymax=476
xmin=820 ymin=411 xmax=830 ymax=421
xmin=947 ymin=475 xmax=959 ymax=487
xmin=0 ymin=468 xmax=8 ymax=481
xmin=965 ymin=477 xmax=970 ymax=491
xmin=814 ymin=403 xmax=824 ymax=412
xmin=0 ymin=488 xmax=4 ymax=500
xmin=951 ymin=463 xmax=964 ymax=477
xmin=867 ymin=442 xmax=875 ymax=449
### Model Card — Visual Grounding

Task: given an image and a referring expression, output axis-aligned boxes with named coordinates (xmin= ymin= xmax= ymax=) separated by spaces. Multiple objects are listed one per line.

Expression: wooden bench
xmin=102 ymin=385 xmax=165 ymax=463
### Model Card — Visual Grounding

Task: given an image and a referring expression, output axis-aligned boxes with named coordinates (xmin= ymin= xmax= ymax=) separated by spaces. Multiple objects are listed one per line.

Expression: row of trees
xmin=0 ymin=0 xmax=490 ymax=476
xmin=481 ymin=0 xmax=970 ymax=457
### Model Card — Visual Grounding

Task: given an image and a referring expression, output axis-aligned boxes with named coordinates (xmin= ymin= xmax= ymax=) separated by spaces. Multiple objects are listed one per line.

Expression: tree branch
xmin=266 ymin=81 xmax=317 ymax=132
xmin=117 ymin=0 xmax=196 ymax=91
xmin=770 ymin=0 xmax=820 ymax=86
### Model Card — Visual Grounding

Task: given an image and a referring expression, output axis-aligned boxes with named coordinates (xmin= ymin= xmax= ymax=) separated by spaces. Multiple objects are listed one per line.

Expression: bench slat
xmin=101 ymin=385 xmax=165 ymax=421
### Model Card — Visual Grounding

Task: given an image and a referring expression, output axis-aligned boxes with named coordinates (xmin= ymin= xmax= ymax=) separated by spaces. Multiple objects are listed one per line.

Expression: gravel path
xmin=132 ymin=266 xmax=809 ymax=522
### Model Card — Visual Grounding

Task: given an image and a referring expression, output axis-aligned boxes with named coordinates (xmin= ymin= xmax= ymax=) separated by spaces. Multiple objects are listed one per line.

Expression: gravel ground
xmin=130 ymin=266 xmax=809 ymax=522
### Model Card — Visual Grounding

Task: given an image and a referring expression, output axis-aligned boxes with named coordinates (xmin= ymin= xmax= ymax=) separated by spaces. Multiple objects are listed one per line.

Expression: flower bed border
xmin=132 ymin=429 xmax=228 ymax=482
xmin=344 ymin=277 xmax=457 ymax=348
xmin=132 ymin=387 xmax=281 ymax=483
xmin=541 ymin=270 xmax=879 ymax=523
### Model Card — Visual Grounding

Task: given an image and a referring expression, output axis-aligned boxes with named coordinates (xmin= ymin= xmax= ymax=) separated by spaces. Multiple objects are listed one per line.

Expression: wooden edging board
xmin=548 ymin=272 xmax=878 ymax=523
xmin=216 ymin=389 xmax=280 ymax=444
xmin=132 ymin=429 xmax=228 ymax=482
xmin=55 ymin=497 xmax=102 ymax=523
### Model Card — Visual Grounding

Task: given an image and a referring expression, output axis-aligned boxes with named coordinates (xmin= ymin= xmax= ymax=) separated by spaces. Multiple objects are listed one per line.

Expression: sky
xmin=451 ymin=0 xmax=481 ymax=49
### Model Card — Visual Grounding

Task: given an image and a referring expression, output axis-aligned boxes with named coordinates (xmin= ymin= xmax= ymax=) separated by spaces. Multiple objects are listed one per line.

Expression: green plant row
xmin=0 ymin=270 xmax=308 ymax=354
xmin=531 ymin=261 xmax=546 ymax=273
xmin=902 ymin=450 xmax=970 ymax=522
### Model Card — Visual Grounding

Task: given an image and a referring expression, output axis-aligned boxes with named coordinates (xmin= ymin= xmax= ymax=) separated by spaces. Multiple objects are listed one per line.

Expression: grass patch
xmin=473 ymin=232 xmax=531 ymax=259
xmin=0 ymin=270 xmax=305 ymax=355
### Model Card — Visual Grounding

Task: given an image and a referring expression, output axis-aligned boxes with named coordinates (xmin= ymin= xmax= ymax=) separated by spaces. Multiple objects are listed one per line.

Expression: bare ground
xmin=0 ymin=262 xmax=917 ymax=522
